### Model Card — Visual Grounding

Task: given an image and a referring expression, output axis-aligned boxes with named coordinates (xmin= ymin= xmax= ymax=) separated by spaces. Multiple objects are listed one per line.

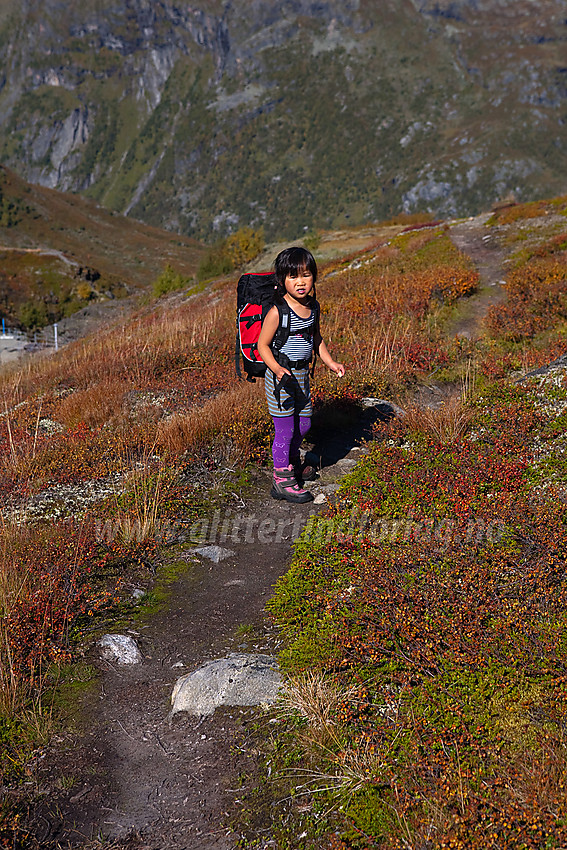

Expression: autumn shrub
xmin=529 ymin=230 xmax=567 ymax=260
xmin=269 ymin=379 xmax=567 ymax=847
xmin=225 ymin=226 xmax=265 ymax=267
xmin=487 ymin=200 xmax=548 ymax=226
xmin=478 ymin=335 xmax=567 ymax=381
xmin=485 ymin=257 xmax=567 ymax=342
xmin=0 ymin=519 xmax=118 ymax=711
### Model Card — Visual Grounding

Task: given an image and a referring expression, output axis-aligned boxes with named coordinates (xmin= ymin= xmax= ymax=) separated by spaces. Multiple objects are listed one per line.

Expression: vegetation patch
xmin=267 ymin=375 xmax=567 ymax=846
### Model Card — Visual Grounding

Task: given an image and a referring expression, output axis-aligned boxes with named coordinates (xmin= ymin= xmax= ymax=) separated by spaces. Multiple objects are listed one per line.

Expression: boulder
xmin=192 ymin=545 xmax=235 ymax=563
xmin=171 ymin=653 xmax=281 ymax=717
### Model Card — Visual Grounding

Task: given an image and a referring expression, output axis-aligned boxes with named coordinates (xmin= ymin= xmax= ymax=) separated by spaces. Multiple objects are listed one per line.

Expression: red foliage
xmin=485 ymin=258 xmax=567 ymax=341
xmin=2 ymin=519 xmax=155 ymax=682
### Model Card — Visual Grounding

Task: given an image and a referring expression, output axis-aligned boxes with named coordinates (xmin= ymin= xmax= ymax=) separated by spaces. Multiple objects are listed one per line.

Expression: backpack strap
xmin=235 ymin=320 xmax=243 ymax=379
xmin=271 ymin=301 xmax=291 ymax=353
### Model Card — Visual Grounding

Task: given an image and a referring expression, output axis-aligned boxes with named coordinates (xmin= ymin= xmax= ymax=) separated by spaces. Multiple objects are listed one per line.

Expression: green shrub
xmin=197 ymin=227 xmax=265 ymax=282
xmin=303 ymin=231 xmax=320 ymax=251
xmin=197 ymin=243 xmax=234 ymax=282
xmin=0 ymin=181 xmax=21 ymax=228
xmin=18 ymin=300 xmax=47 ymax=330
xmin=152 ymin=264 xmax=190 ymax=297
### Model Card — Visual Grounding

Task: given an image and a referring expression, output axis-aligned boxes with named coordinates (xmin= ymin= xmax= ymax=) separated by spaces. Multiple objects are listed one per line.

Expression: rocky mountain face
xmin=0 ymin=0 xmax=566 ymax=240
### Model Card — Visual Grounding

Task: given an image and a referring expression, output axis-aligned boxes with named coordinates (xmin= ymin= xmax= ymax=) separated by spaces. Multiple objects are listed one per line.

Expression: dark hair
xmin=274 ymin=246 xmax=318 ymax=291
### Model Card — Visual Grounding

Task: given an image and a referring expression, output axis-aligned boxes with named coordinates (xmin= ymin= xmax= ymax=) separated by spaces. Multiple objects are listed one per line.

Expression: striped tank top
xmin=277 ymin=306 xmax=314 ymax=361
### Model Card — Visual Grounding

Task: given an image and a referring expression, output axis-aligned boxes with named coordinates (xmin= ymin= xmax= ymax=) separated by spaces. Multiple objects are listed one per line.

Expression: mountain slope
xmin=0 ymin=0 xmax=566 ymax=240
xmin=0 ymin=165 xmax=205 ymax=328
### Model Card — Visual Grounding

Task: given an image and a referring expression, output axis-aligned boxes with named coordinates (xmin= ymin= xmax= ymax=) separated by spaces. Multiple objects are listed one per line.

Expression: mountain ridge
xmin=0 ymin=0 xmax=566 ymax=239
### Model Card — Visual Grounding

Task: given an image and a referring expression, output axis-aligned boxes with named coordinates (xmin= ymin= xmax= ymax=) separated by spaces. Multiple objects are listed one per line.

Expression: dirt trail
xmin=447 ymin=212 xmax=511 ymax=339
xmin=31 ymin=410 xmax=386 ymax=850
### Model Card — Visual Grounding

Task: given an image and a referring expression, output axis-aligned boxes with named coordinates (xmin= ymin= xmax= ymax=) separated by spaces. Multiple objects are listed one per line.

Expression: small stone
xmin=336 ymin=458 xmax=356 ymax=468
xmin=361 ymin=397 xmax=405 ymax=417
xmin=193 ymin=545 xmax=236 ymax=563
xmin=38 ymin=418 xmax=64 ymax=435
xmin=313 ymin=493 xmax=327 ymax=504
xmin=99 ymin=634 xmax=143 ymax=665
xmin=320 ymin=483 xmax=340 ymax=494
xmin=131 ymin=588 xmax=145 ymax=601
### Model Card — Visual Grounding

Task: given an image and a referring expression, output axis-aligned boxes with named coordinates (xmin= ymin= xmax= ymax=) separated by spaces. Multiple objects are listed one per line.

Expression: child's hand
xmin=330 ymin=362 xmax=345 ymax=378
xmin=275 ymin=366 xmax=292 ymax=381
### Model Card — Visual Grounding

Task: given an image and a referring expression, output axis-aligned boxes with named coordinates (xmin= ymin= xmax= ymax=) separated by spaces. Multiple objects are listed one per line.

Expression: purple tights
xmin=272 ymin=415 xmax=311 ymax=468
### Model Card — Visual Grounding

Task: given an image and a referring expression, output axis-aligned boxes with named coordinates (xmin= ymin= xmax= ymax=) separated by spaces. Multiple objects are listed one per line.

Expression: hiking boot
xmin=271 ymin=466 xmax=314 ymax=503
xmin=291 ymin=455 xmax=317 ymax=482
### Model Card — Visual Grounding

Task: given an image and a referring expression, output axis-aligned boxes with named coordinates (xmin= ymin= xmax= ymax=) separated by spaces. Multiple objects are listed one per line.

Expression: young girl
xmin=258 ymin=246 xmax=345 ymax=503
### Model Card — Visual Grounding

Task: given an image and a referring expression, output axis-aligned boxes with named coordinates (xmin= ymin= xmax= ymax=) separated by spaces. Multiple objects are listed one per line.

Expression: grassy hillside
xmin=0 ymin=166 xmax=205 ymax=328
xmin=1 ymin=195 xmax=567 ymax=846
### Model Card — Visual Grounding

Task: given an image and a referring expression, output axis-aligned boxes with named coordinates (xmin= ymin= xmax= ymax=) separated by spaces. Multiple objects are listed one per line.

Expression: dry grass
xmin=156 ymin=380 xmax=268 ymax=457
xmin=366 ymin=319 xmax=412 ymax=374
xmin=106 ymin=455 xmax=174 ymax=545
xmin=277 ymin=671 xmax=362 ymax=759
xmin=277 ymin=672 xmax=400 ymax=811
xmin=278 ymin=671 xmax=359 ymax=730
xmin=402 ymin=359 xmax=477 ymax=443
xmin=0 ymin=398 xmax=47 ymax=489
xmin=0 ymin=292 xmax=232 ymax=401
xmin=56 ymin=380 xmax=128 ymax=429
xmin=402 ymin=393 xmax=475 ymax=443
xmin=288 ymin=738 xmax=390 ymax=802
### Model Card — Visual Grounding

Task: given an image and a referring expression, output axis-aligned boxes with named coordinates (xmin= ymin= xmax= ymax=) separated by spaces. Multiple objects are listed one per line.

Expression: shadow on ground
xmin=308 ymin=398 xmax=397 ymax=468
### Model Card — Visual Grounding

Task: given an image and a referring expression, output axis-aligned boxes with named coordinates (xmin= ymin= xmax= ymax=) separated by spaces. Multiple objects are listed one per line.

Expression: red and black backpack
xmin=235 ymin=271 xmax=319 ymax=382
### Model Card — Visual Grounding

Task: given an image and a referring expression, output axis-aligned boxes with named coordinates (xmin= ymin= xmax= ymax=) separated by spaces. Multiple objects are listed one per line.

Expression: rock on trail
xmin=171 ymin=654 xmax=281 ymax=717
xmin=99 ymin=635 xmax=144 ymax=666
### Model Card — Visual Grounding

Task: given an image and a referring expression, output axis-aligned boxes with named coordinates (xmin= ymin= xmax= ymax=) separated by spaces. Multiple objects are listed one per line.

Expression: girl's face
xmin=284 ymin=266 xmax=314 ymax=300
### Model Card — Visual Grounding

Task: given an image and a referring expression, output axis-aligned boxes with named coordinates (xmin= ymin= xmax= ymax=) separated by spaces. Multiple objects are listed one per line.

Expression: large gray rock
xmin=171 ymin=653 xmax=281 ymax=717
